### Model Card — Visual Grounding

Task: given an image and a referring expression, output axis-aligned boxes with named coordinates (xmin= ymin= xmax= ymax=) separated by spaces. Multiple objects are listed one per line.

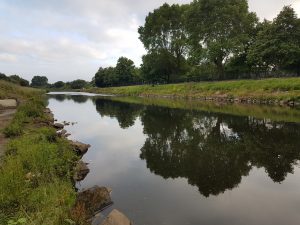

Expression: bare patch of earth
xmin=0 ymin=109 xmax=16 ymax=157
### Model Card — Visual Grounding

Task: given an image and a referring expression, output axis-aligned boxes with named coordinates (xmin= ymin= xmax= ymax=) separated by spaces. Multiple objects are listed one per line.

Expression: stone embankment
xmin=45 ymin=108 xmax=132 ymax=225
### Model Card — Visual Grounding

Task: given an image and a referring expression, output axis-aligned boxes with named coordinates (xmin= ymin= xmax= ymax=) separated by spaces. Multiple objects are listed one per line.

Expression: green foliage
xmin=0 ymin=73 xmax=30 ymax=87
xmin=70 ymin=79 xmax=87 ymax=89
xmin=4 ymin=99 xmax=45 ymax=137
xmin=141 ymin=50 xmax=177 ymax=84
xmin=94 ymin=57 xmax=140 ymax=88
xmin=0 ymin=127 xmax=77 ymax=224
xmin=115 ymin=57 xmax=136 ymax=85
xmin=31 ymin=76 xmax=48 ymax=87
xmin=186 ymin=0 xmax=258 ymax=79
xmin=88 ymin=77 xmax=300 ymax=104
xmin=9 ymin=75 xmax=30 ymax=87
xmin=138 ymin=3 xmax=188 ymax=82
xmin=247 ymin=6 xmax=300 ymax=75
xmin=53 ymin=81 xmax=65 ymax=89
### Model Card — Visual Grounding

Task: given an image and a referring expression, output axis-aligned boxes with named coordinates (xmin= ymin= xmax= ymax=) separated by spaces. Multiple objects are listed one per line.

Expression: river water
xmin=47 ymin=92 xmax=300 ymax=225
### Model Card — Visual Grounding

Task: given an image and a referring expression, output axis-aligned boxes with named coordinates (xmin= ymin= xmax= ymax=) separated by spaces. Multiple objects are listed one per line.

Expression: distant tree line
xmin=93 ymin=1 xmax=300 ymax=87
xmin=0 ymin=73 xmax=92 ymax=90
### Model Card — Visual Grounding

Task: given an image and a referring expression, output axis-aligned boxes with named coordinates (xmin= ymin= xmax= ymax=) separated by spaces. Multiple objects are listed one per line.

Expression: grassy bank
xmin=0 ymin=82 xmax=78 ymax=225
xmin=88 ymin=77 xmax=300 ymax=104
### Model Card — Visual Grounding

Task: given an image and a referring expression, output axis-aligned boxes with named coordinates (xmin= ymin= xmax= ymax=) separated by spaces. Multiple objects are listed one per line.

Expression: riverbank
xmin=0 ymin=81 xmax=132 ymax=225
xmin=0 ymin=81 xmax=79 ymax=224
xmin=87 ymin=77 xmax=300 ymax=106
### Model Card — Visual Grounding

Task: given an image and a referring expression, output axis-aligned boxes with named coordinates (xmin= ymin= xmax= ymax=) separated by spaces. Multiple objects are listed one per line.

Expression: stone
xmin=57 ymin=129 xmax=67 ymax=137
xmin=70 ymin=140 xmax=91 ymax=155
xmin=73 ymin=160 xmax=90 ymax=181
xmin=100 ymin=209 xmax=132 ymax=225
xmin=53 ymin=123 xmax=64 ymax=129
xmin=76 ymin=186 xmax=113 ymax=218
xmin=0 ymin=99 xmax=17 ymax=109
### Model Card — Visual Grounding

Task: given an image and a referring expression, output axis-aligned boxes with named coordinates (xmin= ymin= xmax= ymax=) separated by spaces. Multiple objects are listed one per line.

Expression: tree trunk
xmin=214 ymin=60 xmax=225 ymax=80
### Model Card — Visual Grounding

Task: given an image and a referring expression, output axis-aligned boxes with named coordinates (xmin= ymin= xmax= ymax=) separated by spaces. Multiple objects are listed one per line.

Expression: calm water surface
xmin=47 ymin=93 xmax=300 ymax=225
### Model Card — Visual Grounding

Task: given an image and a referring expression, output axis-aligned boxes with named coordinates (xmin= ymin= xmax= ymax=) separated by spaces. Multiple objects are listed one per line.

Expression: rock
xmin=63 ymin=121 xmax=71 ymax=126
xmin=70 ymin=140 xmax=91 ymax=155
xmin=53 ymin=123 xmax=64 ymax=129
xmin=0 ymin=99 xmax=17 ymax=109
xmin=73 ymin=161 xmax=90 ymax=181
xmin=57 ymin=129 xmax=67 ymax=137
xmin=100 ymin=209 xmax=132 ymax=225
xmin=75 ymin=186 xmax=113 ymax=218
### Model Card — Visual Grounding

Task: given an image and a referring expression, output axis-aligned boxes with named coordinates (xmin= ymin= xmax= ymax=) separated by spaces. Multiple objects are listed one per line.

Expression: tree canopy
xmin=31 ymin=76 xmax=48 ymax=87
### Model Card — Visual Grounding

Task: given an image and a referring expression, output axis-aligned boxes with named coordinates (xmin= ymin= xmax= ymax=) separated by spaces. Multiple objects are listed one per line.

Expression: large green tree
xmin=247 ymin=6 xmax=300 ymax=75
xmin=31 ymin=76 xmax=48 ymax=87
xmin=115 ymin=57 xmax=136 ymax=85
xmin=95 ymin=67 xmax=117 ymax=87
xmin=141 ymin=50 xmax=177 ymax=84
xmin=186 ymin=0 xmax=258 ymax=79
xmin=138 ymin=3 xmax=188 ymax=81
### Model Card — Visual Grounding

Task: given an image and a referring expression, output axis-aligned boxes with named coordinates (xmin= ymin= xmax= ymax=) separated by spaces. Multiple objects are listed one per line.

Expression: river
xmin=47 ymin=92 xmax=300 ymax=225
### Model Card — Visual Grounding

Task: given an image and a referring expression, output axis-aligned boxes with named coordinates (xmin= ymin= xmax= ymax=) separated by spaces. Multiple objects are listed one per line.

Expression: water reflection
xmin=49 ymin=94 xmax=89 ymax=104
xmin=92 ymin=98 xmax=300 ymax=197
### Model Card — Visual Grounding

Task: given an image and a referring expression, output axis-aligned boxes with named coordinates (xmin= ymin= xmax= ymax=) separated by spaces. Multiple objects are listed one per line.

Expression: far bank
xmin=86 ymin=78 xmax=300 ymax=107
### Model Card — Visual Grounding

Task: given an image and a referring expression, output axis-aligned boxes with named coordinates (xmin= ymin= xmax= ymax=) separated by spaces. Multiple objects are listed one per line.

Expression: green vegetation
xmin=91 ymin=2 xmax=299 ymax=88
xmin=88 ymin=77 xmax=300 ymax=104
xmin=0 ymin=74 xmax=30 ymax=87
xmin=0 ymin=82 xmax=78 ymax=225
xmin=31 ymin=76 xmax=49 ymax=88
xmin=94 ymin=57 xmax=141 ymax=87
xmin=0 ymin=80 xmax=41 ymax=100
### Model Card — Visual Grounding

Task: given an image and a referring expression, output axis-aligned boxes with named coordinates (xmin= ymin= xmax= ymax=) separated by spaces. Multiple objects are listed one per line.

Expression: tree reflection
xmin=94 ymin=98 xmax=144 ymax=129
xmin=92 ymin=99 xmax=300 ymax=197
xmin=48 ymin=94 xmax=89 ymax=104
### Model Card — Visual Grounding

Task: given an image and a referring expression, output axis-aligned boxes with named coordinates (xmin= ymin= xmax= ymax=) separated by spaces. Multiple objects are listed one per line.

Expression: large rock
xmin=53 ymin=123 xmax=64 ymax=129
xmin=75 ymin=186 xmax=113 ymax=218
xmin=100 ymin=209 xmax=132 ymax=225
xmin=73 ymin=160 xmax=90 ymax=181
xmin=70 ymin=140 xmax=91 ymax=155
xmin=0 ymin=99 xmax=17 ymax=109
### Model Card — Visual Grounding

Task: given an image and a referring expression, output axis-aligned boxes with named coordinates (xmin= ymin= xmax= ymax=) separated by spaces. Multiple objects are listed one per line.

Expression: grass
xmin=87 ymin=77 xmax=300 ymax=103
xmin=0 ymin=80 xmax=42 ymax=100
xmin=0 ymin=81 xmax=79 ymax=225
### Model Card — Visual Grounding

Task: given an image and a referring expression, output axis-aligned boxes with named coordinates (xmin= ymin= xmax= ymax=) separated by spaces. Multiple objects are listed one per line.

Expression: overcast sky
xmin=0 ymin=0 xmax=299 ymax=83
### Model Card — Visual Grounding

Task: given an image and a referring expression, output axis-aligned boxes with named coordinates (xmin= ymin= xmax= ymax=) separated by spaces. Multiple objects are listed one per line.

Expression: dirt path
xmin=0 ymin=109 xmax=16 ymax=157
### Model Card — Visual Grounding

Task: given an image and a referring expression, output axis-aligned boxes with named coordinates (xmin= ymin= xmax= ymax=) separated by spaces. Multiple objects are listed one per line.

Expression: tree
xmin=95 ymin=67 xmax=117 ymax=87
xmin=0 ymin=73 xmax=9 ymax=81
xmin=138 ymin=3 xmax=189 ymax=81
xmin=247 ymin=6 xmax=300 ymax=75
xmin=115 ymin=57 xmax=135 ymax=85
xmin=186 ymin=0 xmax=258 ymax=79
xmin=141 ymin=50 xmax=177 ymax=84
xmin=53 ymin=81 xmax=65 ymax=88
xmin=70 ymin=79 xmax=87 ymax=89
xmin=31 ymin=76 xmax=48 ymax=87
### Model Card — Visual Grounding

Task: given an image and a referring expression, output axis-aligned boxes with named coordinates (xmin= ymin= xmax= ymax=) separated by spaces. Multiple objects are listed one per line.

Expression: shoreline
xmin=84 ymin=77 xmax=300 ymax=107
xmin=0 ymin=82 xmax=132 ymax=225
